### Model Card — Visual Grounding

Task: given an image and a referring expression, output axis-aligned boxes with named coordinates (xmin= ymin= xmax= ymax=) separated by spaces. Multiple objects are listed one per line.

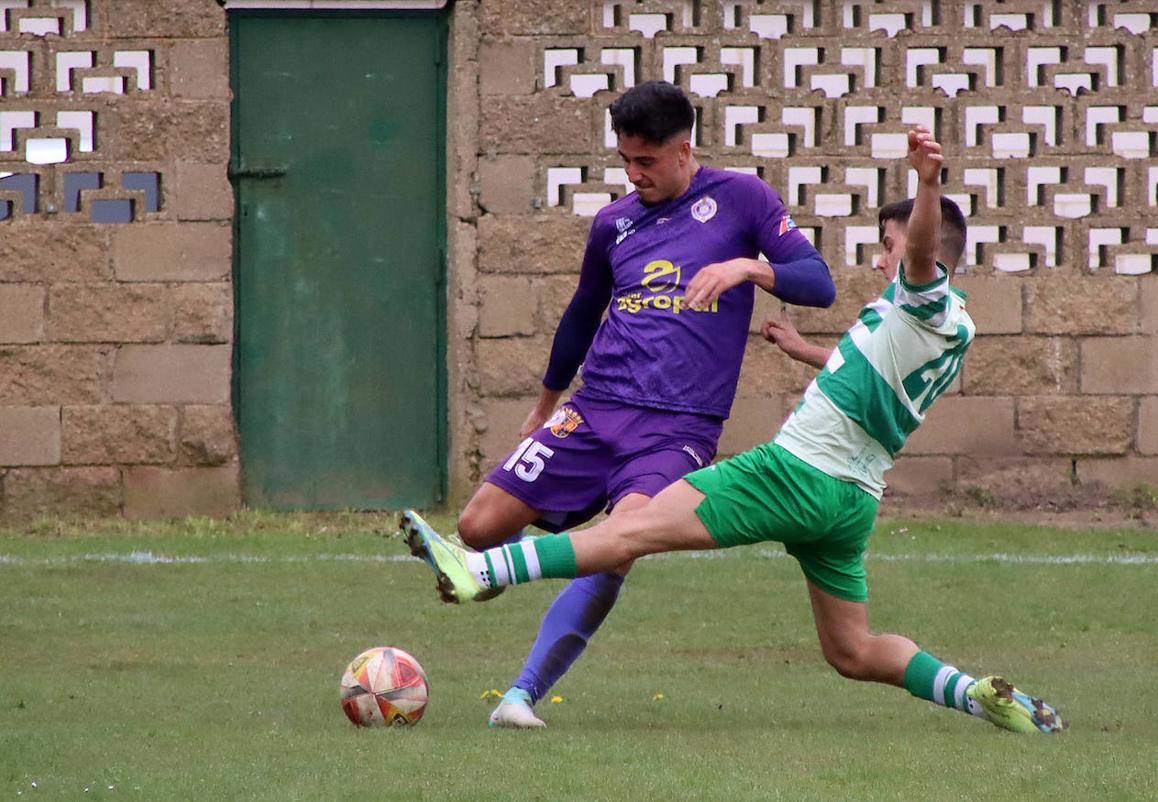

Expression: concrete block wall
xmin=0 ymin=0 xmax=237 ymax=518
xmin=454 ymin=0 xmax=1158 ymax=505
xmin=2 ymin=0 xmax=1155 ymax=516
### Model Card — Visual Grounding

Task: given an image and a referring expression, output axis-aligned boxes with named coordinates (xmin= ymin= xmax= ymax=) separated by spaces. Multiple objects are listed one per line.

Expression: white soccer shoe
xmin=488 ymin=688 xmax=546 ymax=729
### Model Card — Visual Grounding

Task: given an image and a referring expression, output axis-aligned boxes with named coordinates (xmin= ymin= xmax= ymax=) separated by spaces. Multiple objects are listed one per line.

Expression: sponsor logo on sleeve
xmin=778 ymin=214 xmax=798 ymax=236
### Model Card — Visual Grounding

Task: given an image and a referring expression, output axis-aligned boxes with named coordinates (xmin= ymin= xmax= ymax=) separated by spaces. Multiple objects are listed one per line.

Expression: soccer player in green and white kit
xmin=403 ymin=127 xmax=1066 ymax=734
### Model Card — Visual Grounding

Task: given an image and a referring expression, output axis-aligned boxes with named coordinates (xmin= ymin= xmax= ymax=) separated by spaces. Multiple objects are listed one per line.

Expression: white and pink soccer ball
xmin=340 ymin=646 xmax=429 ymax=727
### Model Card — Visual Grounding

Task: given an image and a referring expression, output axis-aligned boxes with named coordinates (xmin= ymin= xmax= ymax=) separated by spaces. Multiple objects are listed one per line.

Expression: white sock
xmin=466 ymin=542 xmax=544 ymax=588
xmin=465 ymin=552 xmax=492 ymax=588
xmin=934 ymin=666 xmax=987 ymax=718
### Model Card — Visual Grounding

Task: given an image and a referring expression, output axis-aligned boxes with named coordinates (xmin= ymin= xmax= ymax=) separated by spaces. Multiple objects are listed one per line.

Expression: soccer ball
xmin=340 ymin=646 xmax=429 ymax=727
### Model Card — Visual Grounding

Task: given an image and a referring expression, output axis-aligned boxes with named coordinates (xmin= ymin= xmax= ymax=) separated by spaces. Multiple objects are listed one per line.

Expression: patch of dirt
xmin=880 ymin=481 xmax=1158 ymax=530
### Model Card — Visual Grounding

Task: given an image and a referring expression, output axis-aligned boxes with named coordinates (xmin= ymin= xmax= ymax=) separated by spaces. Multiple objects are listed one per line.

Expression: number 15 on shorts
xmin=503 ymin=438 xmax=555 ymax=482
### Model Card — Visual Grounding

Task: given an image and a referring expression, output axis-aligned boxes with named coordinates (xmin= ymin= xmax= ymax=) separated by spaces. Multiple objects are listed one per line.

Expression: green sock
xmin=903 ymin=650 xmax=984 ymax=717
xmin=530 ymin=533 xmax=578 ymax=579
xmin=474 ymin=532 xmax=578 ymax=588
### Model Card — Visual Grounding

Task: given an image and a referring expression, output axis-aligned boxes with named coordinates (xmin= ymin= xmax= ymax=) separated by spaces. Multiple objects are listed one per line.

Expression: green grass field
xmin=1 ymin=513 xmax=1156 ymax=801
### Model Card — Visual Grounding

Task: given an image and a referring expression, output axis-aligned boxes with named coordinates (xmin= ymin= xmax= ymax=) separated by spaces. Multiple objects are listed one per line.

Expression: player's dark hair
xmin=609 ymin=80 xmax=695 ymax=144
xmin=878 ymin=196 xmax=968 ymax=269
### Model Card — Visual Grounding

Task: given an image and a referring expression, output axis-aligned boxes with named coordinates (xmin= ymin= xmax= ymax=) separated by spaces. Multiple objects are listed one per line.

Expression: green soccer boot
xmin=444 ymin=531 xmax=506 ymax=602
xmin=968 ymin=676 xmax=1067 ymax=734
xmin=400 ymin=510 xmax=485 ymax=604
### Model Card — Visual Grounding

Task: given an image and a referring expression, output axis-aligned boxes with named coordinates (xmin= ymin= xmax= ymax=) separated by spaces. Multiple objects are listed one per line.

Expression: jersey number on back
xmin=903 ymin=344 xmax=967 ymax=414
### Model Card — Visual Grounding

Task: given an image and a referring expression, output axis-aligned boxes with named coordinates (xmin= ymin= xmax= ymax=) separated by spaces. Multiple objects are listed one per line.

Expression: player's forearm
xmin=738 ymin=258 xmax=776 ymax=292
xmin=534 ymin=386 xmax=564 ymax=414
xmin=541 ymin=290 xmax=606 ymax=390
xmin=905 ymin=177 xmax=942 ymax=284
xmin=791 ymin=342 xmax=833 ymax=370
xmin=766 ymin=256 xmax=835 ymax=308
xmin=732 ymin=256 xmax=837 ymax=307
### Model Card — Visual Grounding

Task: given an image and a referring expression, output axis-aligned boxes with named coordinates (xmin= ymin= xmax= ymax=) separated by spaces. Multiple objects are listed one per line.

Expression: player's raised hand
xmin=907 ymin=126 xmax=943 ymax=184
xmin=684 ymin=258 xmax=749 ymax=310
xmin=903 ymin=126 xmax=945 ymax=284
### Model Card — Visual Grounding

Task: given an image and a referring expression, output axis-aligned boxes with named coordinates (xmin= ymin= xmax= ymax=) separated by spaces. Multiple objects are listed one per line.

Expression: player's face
xmin=617 ymin=132 xmax=693 ymax=204
xmin=875 ymin=219 xmax=907 ymax=282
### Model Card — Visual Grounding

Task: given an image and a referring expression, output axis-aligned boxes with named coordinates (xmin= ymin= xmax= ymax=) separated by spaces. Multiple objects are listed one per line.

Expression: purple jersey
xmin=573 ymin=167 xmax=825 ymax=419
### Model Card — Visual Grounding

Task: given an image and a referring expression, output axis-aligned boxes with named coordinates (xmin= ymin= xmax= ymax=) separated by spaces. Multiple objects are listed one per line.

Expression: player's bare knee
xmin=824 ymin=650 xmax=866 ymax=680
xmin=455 ymin=507 xmax=494 ymax=549
xmin=822 ymin=639 xmax=871 ymax=681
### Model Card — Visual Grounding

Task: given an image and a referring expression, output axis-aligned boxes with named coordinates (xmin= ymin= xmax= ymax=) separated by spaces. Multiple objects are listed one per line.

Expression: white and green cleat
xmin=400 ymin=510 xmax=485 ymax=604
xmin=488 ymin=688 xmax=546 ymax=730
xmin=968 ymin=676 xmax=1067 ymax=734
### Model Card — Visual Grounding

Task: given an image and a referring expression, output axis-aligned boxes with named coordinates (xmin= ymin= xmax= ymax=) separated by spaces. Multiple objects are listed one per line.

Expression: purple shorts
xmin=484 ymin=392 xmax=724 ymax=532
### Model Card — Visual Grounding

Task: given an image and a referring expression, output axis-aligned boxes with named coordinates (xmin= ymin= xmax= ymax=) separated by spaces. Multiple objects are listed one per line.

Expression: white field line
xmin=0 ymin=548 xmax=1156 ymax=567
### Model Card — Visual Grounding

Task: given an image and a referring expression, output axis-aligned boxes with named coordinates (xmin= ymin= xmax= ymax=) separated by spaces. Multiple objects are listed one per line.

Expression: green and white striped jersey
xmin=775 ymin=263 xmax=975 ymax=498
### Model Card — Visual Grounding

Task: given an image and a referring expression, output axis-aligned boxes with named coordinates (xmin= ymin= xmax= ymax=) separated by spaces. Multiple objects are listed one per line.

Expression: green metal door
xmin=231 ymin=12 xmax=446 ymax=509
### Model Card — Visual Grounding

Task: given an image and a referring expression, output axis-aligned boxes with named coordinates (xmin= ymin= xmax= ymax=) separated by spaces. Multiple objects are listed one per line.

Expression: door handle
xmin=229 ymin=165 xmax=288 ymax=180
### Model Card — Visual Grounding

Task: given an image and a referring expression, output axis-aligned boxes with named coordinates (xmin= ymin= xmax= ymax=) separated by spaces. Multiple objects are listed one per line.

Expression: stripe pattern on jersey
xmin=815 ymin=264 xmax=971 ymax=456
xmin=775 ymin=262 xmax=975 ymax=497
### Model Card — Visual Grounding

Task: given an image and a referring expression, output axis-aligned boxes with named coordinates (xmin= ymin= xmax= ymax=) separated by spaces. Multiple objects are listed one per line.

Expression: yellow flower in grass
xmin=652 ymin=692 xmax=665 ymax=701
xmin=549 ymin=695 xmax=565 ymax=703
xmin=479 ymin=688 xmax=503 ymax=700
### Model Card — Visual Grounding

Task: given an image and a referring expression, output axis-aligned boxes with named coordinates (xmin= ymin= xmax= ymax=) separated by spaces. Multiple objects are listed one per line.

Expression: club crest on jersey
xmin=690 ymin=195 xmax=717 ymax=223
xmin=778 ymin=214 xmax=798 ymax=236
xmin=544 ymin=406 xmax=584 ymax=438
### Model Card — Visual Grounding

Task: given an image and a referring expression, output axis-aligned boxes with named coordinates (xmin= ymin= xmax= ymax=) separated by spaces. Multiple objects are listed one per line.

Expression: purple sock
xmin=512 ymin=572 xmax=625 ymax=704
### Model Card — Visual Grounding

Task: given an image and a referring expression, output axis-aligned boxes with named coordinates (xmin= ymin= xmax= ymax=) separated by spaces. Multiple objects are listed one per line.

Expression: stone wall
xmin=456 ymin=0 xmax=1158 ymax=506
xmin=2 ymin=1 xmax=1155 ymax=517
xmin=0 ymin=0 xmax=236 ymax=517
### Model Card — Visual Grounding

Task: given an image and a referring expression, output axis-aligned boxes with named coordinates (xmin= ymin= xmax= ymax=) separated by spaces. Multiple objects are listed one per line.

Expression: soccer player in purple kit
xmin=442 ymin=81 xmax=835 ymax=728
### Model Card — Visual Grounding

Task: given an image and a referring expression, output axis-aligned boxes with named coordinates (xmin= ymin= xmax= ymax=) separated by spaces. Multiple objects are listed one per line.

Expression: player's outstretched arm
xmin=904 ymin=126 xmax=944 ymax=287
xmin=761 ymin=318 xmax=831 ymax=369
